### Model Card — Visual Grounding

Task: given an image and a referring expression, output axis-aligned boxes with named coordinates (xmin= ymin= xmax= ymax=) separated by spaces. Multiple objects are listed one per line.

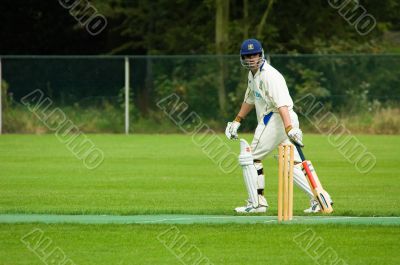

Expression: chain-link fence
xmin=1 ymin=54 xmax=399 ymax=134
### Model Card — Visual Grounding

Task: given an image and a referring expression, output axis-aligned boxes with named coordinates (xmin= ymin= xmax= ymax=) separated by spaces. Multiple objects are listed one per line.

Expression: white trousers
xmin=250 ymin=111 xmax=314 ymax=199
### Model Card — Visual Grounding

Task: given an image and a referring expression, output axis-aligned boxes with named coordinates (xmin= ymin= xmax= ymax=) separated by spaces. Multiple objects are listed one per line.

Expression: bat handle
xmin=293 ymin=142 xmax=306 ymax=162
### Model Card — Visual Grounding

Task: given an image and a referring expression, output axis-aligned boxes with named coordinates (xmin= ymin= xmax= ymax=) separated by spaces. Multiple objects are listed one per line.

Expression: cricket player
xmin=226 ymin=38 xmax=331 ymax=213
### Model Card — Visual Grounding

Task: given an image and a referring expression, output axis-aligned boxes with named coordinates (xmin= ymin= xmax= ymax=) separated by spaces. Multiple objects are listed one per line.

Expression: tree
xmin=215 ymin=0 xmax=230 ymax=115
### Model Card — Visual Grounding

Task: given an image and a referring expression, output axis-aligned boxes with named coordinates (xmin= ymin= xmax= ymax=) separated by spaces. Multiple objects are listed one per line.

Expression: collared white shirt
xmin=243 ymin=62 xmax=293 ymax=123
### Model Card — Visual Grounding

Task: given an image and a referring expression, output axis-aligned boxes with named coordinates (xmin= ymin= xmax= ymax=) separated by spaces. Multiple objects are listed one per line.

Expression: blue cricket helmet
xmin=240 ymin=39 xmax=263 ymax=55
xmin=240 ymin=39 xmax=265 ymax=69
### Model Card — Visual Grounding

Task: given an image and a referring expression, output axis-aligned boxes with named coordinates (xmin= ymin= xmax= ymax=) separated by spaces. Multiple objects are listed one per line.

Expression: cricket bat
xmin=293 ymin=143 xmax=334 ymax=213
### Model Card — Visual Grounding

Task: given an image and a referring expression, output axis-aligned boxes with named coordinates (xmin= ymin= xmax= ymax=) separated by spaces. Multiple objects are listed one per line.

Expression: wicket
xmin=278 ymin=144 xmax=294 ymax=222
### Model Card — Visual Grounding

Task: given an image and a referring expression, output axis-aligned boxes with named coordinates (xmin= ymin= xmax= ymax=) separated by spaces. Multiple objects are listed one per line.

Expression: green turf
xmin=0 ymin=134 xmax=399 ymax=216
xmin=1 ymin=134 xmax=399 ymax=264
xmin=1 ymin=223 xmax=399 ymax=265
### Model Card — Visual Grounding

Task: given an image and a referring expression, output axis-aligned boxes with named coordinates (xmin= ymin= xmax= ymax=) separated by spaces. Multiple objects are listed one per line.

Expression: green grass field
xmin=0 ymin=134 xmax=399 ymax=264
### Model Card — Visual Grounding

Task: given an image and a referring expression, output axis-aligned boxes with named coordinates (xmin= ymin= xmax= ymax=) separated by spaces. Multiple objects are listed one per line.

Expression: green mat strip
xmin=0 ymin=214 xmax=399 ymax=225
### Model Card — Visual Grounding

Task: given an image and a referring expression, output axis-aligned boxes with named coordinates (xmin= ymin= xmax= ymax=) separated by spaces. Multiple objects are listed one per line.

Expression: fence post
xmin=125 ymin=56 xmax=130 ymax=135
xmin=0 ymin=57 xmax=2 ymax=135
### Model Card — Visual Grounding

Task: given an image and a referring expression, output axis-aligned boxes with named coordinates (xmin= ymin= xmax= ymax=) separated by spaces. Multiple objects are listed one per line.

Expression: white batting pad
xmin=254 ymin=162 xmax=265 ymax=189
xmin=239 ymin=139 xmax=259 ymax=207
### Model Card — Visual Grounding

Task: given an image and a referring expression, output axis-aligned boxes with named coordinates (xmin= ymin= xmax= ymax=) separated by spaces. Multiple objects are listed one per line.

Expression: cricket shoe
xmin=235 ymin=195 xmax=269 ymax=213
xmin=304 ymin=197 xmax=335 ymax=213
xmin=304 ymin=199 xmax=321 ymax=213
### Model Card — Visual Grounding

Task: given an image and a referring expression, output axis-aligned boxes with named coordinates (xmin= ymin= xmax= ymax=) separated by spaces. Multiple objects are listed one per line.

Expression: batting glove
xmin=225 ymin=121 xmax=241 ymax=140
xmin=286 ymin=126 xmax=304 ymax=147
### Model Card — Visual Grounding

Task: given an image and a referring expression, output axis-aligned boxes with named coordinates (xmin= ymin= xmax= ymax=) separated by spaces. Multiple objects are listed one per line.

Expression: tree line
xmin=1 ymin=0 xmax=399 ymax=118
xmin=1 ymin=0 xmax=399 ymax=55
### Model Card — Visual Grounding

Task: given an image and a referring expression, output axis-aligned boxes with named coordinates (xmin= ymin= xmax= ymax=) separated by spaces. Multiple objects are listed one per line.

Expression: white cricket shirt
xmin=243 ymin=62 xmax=293 ymax=123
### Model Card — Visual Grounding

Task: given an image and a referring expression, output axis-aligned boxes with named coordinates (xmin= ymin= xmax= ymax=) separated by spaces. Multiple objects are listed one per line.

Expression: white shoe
xmin=304 ymin=199 xmax=321 ymax=213
xmin=235 ymin=195 xmax=269 ymax=213
xmin=235 ymin=205 xmax=268 ymax=213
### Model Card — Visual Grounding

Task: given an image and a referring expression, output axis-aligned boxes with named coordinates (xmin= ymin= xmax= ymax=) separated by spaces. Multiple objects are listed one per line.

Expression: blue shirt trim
xmin=263 ymin=112 xmax=273 ymax=125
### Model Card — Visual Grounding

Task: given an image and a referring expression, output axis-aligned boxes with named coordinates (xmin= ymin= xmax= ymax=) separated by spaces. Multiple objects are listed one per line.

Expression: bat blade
xmin=302 ymin=160 xmax=334 ymax=213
